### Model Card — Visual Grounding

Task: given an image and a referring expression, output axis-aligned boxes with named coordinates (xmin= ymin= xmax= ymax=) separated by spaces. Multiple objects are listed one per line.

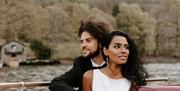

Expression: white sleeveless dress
xmin=92 ymin=69 xmax=131 ymax=91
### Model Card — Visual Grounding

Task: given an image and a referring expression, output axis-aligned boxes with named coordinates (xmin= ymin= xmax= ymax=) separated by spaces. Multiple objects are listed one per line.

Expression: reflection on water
xmin=0 ymin=63 xmax=180 ymax=91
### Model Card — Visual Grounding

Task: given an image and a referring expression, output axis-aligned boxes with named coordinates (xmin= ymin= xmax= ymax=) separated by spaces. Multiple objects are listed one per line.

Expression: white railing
xmin=0 ymin=78 xmax=169 ymax=91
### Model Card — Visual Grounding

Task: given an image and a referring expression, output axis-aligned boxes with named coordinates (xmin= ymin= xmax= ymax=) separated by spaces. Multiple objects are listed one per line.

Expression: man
xmin=49 ymin=16 xmax=113 ymax=91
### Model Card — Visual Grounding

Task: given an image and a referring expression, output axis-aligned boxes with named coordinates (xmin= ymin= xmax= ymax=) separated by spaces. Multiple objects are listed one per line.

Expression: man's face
xmin=80 ymin=31 xmax=99 ymax=58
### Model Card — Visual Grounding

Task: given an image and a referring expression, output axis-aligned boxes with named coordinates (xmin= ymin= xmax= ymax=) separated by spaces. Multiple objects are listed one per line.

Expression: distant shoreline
xmin=2 ymin=56 xmax=179 ymax=67
xmin=60 ymin=56 xmax=180 ymax=64
xmin=142 ymin=56 xmax=180 ymax=63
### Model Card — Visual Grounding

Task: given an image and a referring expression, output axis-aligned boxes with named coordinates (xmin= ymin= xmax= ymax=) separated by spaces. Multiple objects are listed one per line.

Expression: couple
xmin=49 ymin=16 xmax=148 ymax=91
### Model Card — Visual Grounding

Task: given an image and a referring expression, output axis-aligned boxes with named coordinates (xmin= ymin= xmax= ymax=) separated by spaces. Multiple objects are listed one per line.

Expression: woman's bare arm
xmin=83 ymin=70 xmax=93 ymax=91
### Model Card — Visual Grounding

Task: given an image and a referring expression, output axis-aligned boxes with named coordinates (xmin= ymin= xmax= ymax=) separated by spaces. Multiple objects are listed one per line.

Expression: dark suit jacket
xmin=49 ymin=56 xmax=93 ymax=91
xmin=49 ymin=56 xmax=138 ymax=91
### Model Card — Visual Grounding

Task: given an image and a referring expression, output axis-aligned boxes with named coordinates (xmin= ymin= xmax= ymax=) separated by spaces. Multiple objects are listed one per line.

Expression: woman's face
xmin=104 ymin=36 xmax=129 ymax=64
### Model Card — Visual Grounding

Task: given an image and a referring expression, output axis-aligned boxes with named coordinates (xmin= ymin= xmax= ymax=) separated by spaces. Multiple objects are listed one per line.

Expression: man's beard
xmin=83 ymin=48 xmax=100 ymax=59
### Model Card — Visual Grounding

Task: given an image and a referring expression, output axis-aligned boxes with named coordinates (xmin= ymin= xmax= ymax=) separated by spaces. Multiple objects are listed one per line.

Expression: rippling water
xmin=145 ymin=63 xmax=180 ymax=85
xmin=0 ymin=63 xmax=180 ymax=91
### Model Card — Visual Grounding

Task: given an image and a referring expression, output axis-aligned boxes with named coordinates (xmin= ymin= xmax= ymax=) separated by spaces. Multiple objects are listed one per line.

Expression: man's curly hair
xmin=78 ymin=16 xmax=113 ymax=48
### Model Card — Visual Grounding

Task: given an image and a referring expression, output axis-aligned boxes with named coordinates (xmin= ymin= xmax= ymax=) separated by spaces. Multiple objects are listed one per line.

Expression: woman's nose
xmin=121 ymin=47 xmax=128 ymax=53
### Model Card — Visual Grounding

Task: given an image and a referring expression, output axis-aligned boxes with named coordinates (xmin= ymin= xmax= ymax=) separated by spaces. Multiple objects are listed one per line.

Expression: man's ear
xmin=99 ymin=44 xmax=102 ymax=49
xmin=103 ymin=47 xmax=108 ymax=56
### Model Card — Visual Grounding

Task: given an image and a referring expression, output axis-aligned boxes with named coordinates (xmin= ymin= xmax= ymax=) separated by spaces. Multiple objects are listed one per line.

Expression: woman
xmin=83 ymin=31 xmax=149 ymax=91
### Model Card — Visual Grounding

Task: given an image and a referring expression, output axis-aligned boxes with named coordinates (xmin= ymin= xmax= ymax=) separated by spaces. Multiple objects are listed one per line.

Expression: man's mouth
xmin=82 ymin=49 xmax=90 ymax=53
xmin=82 ymin=48 xmax=89 ymax=52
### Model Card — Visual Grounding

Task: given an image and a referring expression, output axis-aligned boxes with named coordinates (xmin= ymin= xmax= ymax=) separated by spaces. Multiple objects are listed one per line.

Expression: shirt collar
xmin=91 ymin=58 xmax=106 ymax=67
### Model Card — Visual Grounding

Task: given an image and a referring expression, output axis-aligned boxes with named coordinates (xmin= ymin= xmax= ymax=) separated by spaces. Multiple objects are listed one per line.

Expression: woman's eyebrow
xmin=114 ymin=42 xmax=127 ymax=45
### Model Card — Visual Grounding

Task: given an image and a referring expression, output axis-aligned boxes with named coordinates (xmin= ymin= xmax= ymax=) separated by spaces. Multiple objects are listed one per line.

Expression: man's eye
xmin=86 ymin=39 xmax=92 ymax=43
xmin=80 ymin=40 xmax=83 ymax=44
xmin=86 ymin=40 xmax=91 ymax=43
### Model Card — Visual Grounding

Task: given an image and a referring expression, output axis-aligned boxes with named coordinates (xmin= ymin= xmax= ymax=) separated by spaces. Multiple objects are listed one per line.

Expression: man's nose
xmin=81 ymin=41 xmax=87 ymax=47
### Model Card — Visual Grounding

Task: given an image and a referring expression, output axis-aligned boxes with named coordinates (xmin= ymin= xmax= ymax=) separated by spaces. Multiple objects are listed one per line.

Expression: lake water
xmin=0 ymin=63 xmax=180 ymax=91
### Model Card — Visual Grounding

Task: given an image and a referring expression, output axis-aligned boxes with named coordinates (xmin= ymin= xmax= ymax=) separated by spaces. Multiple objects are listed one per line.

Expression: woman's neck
xmin=106 ymin=64 xmax=123 ymax=79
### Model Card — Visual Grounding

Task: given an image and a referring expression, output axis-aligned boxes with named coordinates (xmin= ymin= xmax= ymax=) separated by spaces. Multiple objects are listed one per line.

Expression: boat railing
xmin=0 ymin=77 xmax=170 ymax=91
xmin=145 ymin=77 xmax=168 ymax=82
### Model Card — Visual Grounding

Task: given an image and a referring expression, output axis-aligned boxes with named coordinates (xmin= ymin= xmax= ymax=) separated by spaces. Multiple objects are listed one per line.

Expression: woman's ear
xmin=103 ymin=47 xmax=108 ymax=56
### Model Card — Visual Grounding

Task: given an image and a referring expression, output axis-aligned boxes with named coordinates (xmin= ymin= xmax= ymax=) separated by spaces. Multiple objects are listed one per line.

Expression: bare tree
xmin=116 ymin=3 xmax=156 ymax=56
xmin=150 ymin=0 xmax=180 ymax=57
xmin=0 ymin=0 xmax=34 ymax=42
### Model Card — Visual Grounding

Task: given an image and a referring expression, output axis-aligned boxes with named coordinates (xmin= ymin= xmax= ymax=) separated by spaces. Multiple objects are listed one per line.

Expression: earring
xmin=106 ymin=57 xmax=109 ymax=62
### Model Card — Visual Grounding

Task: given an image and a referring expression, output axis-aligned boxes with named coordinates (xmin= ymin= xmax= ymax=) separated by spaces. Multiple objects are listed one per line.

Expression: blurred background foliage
xmin=0 ymin=0 xmax=180 ymax=61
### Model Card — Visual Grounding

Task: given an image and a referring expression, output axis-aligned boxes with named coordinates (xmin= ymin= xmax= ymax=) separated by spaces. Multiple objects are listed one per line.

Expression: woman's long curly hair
xmin=104 ymin=31 xmax=149 ymax=87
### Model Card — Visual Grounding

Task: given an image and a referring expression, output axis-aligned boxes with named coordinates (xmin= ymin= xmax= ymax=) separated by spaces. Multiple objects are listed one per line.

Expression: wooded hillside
xmin=0 ymin=0 xmax=180 ymax=61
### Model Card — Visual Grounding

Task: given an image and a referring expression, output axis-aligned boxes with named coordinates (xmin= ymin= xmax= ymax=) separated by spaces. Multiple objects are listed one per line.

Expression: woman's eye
xmin=114 ymin=45 xmax=120 ymax=49
xmin=125 ymin=45 xmax=129 ymax=49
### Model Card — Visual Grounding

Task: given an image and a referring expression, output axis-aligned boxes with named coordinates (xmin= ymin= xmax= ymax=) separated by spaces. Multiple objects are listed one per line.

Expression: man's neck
xmin=92 ymin=55 xmax=104 ymax=65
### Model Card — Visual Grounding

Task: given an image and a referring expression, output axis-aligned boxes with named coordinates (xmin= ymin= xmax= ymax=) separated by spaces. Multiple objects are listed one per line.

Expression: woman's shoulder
xmin=83 ymin=70 xmax=94 ymax=88
xmin=83 ymin=70 xmax=93 ymax=79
